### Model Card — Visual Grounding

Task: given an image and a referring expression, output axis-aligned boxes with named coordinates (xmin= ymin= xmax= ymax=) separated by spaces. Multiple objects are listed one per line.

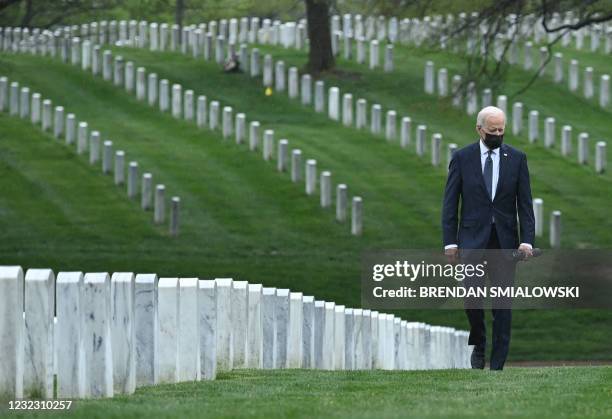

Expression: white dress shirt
xmin=445 ymin=140 xmax=532 ymax=250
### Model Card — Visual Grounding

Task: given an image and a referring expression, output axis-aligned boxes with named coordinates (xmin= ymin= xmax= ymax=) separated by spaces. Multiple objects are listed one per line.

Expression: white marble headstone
xmin=274 ymin=289 xmax=290 ymax=369
xmin=344 ymin=308 xmax=355 ymax=370
xmin=333 ymin=305 xmax=345 ymax=370
xmin=111 ymin=272 xmax=135 ymax=394
xmin=301 ymin=296 xmax=315 ymax=368
xmin=0 ymin=266 xmax=24 ymax=399
xmin=82 ymin=272 xmax=113 ymax=398
xmin=198 ymin=280 xmax=217 ymax=380
xmin=385 ymin=315 xmax=395 ymax=370
xmin=246 ymin=284 xmax=263 ymax=369
xmin=23 ymin=269 xmax=54 ymax=399
xmin=215 ymin=278 xmax=233 ymax=372
xmin=353 ymin=309 xmax=364 ymax=369
xmin=231 ymin=281 xmax=248 ymax=369
xmin=377 ymin=313 xmax=387 ymax=370
xmin=362 ymin=309 xmax=372 ymax=370
xmin=134 ymin=274 xmax=158 ymax=386
xmin=56 ymin=272 xmax=85 ymax=398
xmin=313 ymin=300 xmax=325 ymax=369
xmin=370 ymin=311 xmax=379 ymax=369
xmin=287 ymin=292 xmax=303 ymax=368
xmin=323 ymin=302 xmax=335 ymax=370
xmin=178 ymin=278 xmax=200 ymax=381
xmin=157 ymin=277 xmax=179 ymax=383
xmin=261 ymin=287 xmax=276 ymax=369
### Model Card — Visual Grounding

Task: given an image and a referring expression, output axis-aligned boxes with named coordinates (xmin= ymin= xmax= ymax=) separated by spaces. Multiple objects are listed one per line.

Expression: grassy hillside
xmin=0 ymin=43 xmax=610 ymax=360
xmin=105 ymin=41 xmax=612 ymax=247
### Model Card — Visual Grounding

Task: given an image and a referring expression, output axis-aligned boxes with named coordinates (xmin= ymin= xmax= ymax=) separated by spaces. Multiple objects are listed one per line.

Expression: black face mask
xmin=482 ymin=132 xmax=503 ymax=150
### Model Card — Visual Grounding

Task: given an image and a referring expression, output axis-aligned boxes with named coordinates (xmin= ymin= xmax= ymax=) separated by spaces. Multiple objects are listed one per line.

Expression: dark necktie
xmin=484 ymin=150 xmax=493 ymax=200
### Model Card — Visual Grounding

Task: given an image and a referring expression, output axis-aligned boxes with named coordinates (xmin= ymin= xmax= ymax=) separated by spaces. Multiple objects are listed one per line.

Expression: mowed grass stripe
xmin=1 ymin=51 xmax=455 ymax=244
xmin=3 ymin=367 xmax=608 ymax=418
xmin=97 ymin=45 xmax=612 ymax=247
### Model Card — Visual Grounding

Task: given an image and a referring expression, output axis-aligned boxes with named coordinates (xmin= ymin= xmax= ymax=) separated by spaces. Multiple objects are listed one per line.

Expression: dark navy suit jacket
xmin=442 ymin=141 xmax=535 ymax=250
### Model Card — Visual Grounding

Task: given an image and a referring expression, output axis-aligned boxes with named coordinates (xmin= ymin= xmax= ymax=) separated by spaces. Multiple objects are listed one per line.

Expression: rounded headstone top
xmin=57 ymin=271 xmax=83 ymax=284
xmin=24 ymin=268 xmax=53 ymax=282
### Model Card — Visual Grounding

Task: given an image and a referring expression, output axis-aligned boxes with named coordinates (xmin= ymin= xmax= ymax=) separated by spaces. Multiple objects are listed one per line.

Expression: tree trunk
xmin=175 ymin=0 xmax=185 ymax=28
xmin=304 ymin=0 xmax=335 ymax=74
xmin=20 ymin=0 xmax=34 ymax=27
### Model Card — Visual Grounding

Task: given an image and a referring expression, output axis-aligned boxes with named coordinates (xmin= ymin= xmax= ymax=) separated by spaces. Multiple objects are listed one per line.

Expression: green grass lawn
xmin=0 ymin=39 xmax=611 ymax=361
xmin=1 ymin=368 xmax=611 ymax=418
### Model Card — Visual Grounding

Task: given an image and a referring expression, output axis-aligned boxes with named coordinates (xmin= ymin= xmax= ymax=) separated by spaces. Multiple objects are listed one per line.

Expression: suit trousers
xmin=463 ymin=225 xmax=516 ymax=370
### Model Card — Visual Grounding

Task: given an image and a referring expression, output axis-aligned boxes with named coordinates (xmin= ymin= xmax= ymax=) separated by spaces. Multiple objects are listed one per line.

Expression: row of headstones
xmin=328 ymin=15 xmax=611 ymax=107
xmin=337 ymin=11 xmax=611 ymax=53
xmin=0 ymin=76 xmax=180 ymax=234
xmin=61 ymin=23 xmax=420 ymax=235
xmin=212 ymin=16 xmax=397 ymax=73
xmin=104 ymin=26 xmax=452 ymax=171
xmin=96 ymin=25 xmax=460 ymax=208
xmin=158 ymin=12 xmax=494 ymax=49
xmin=330 ymin=14 xmax=407 ymax=44
xmin=154 ymin=15 xmax=398 ymax=74
xmin=424 ymin=62 xmax=608 ymax=174
xmin=517 ymin=11 xmax=610 ymax=53
xmin=29 ymin=15 xmax=426 ymax=81
xmin=44 ymin=14 xmax=400 ymax=48
xmin=507 ymin=12 xmax=611 ymax=53
xmin=0 ymin=17 xmax=308 ymax=55
xmin=257 ymin=25 xmax=610 ymax=108
xmin=259 ymin=52 xmax=447 ymax=168
xmin=0 ymin=266 xmax=471 ymax=399
xmin=9 ymin=29 xmax=366 ymax=236
xmin=510 ymin=42 xmax=609 ymax=108
xmin=106 ymin=19 xmax=309 ymax=54
xmin=211 ymin=43 xmax=448 ymax=169
xmin=125 ymin=14 xmax=609 ymax=179
xmin=25 ymin=23 xmax=544 ymax=194
xmin=452 ymin=22 xmax=612 ymax=61
xmin=322 ymin=15 xmax=609 ymax=92
xmin=371 ymin=10 xmax=612 ymax=55
xmin=14 ymin=18 xmax=282 ymax=58
xmin=36 ymin=17 xmax=394 ymax=75
xmin=85 ymin=21 xmax=605 ymax=187
xmin=328 ymin=33 xmax=395 ymax=72
xmin=323 ymin=17 xmax=609 ymax=81
xmin=183 ymin=12 xmax=611 ymax=60
xmin=2 ymin=11 xmax=610 ymax=66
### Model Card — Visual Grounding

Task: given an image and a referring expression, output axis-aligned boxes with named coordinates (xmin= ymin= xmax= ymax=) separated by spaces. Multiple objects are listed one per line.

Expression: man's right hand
xmin=445 ymin=247 xmax=459 ymax=264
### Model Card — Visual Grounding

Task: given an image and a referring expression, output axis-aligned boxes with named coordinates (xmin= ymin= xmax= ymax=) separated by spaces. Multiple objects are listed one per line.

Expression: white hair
xmin=476 ymin=106 xmax=505 ymax=127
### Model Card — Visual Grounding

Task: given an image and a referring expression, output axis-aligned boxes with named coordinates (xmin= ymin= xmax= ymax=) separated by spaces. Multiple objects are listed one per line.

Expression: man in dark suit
xmin=441 ymin=106 xmax=535 ymax=370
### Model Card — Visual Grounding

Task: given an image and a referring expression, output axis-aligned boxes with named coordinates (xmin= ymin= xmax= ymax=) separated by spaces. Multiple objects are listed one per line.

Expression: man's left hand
xmin=518 ymin=244 xmax=533 ymax=259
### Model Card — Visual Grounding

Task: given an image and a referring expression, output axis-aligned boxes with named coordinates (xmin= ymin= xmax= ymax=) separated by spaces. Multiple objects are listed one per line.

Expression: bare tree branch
xmin=540 ymin=0 xmax=612 ymax=32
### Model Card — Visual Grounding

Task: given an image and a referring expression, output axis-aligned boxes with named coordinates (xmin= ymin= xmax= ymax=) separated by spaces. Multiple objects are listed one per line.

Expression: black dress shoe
xmin=470 ymin=346 xmax=485 ymax=369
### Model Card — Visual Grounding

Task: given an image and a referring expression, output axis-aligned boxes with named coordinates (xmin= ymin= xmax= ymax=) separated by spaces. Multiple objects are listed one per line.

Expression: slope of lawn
xmin=243 ymin=39 xmax=612 ymax=166
xmin=2 ymin=367 xmax=611 ymax=419
xmin=104 ymin=41 xmax=612 ymax=247
xmin=530 ymin=39 xmax=611 ymax=83
xmin=0 ymin=47 xmax=611 ymax=361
